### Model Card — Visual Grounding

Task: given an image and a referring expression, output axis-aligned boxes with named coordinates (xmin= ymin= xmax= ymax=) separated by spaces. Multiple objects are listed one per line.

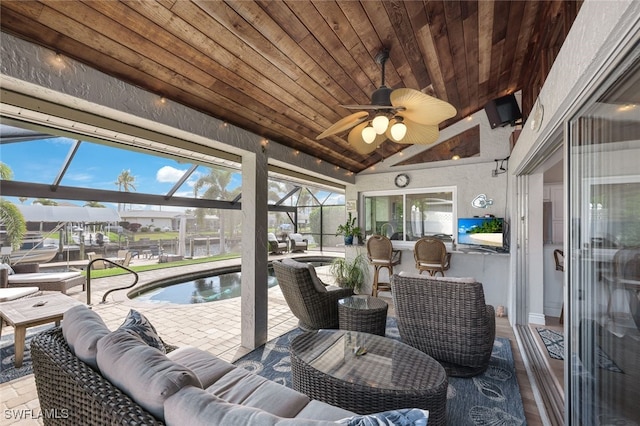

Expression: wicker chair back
xmin=413 ymin=238 xmax=451 ymax=276
xmin=392 ymin=273 xmax=495 ymax=377
xmin=273 ymin=260 xmax=352 ymax=331
xmin=366 ymin=235 xmax=393 ymax=263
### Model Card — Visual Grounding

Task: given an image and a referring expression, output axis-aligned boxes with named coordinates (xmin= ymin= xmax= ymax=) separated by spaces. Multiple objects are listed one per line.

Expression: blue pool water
xmin=129 ymin=258 xmax=334 ymax=305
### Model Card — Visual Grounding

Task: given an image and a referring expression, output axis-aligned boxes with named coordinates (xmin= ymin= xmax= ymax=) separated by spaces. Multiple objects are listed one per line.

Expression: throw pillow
xmin=307 ymin=264 xmax=328 ymax=293
xmin=118 ymin=309 xmax=166 ymax=353
xmin=336 ymin=408 xmax=429 ymax=426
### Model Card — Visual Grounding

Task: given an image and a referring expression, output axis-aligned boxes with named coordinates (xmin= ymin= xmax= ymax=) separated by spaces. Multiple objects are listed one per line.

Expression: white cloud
xmin=156 ymin=166 xmax=186 ymax=183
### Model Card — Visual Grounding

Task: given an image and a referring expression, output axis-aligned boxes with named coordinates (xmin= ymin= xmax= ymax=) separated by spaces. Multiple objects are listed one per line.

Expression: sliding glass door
xmin=567 ymin=53 xmax=640 ymax=424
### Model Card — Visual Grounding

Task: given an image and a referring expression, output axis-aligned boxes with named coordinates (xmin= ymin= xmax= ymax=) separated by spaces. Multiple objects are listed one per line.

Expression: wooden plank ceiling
xmin=0 ymin=1 xmax=582 ymax=174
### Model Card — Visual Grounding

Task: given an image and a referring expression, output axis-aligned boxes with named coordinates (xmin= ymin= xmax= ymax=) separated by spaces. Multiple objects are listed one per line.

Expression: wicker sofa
xmin=31 ymin=305 xmax=431 ymax=425
xmin=391 ymin=272 xmax=496 ymax=377
xmin=31 ymin=305 xmax=363 ymax=425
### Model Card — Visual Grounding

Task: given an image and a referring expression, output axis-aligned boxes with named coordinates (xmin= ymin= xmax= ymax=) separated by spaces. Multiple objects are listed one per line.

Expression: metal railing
xmin=86 ymin=258 xmax=139 ymax=305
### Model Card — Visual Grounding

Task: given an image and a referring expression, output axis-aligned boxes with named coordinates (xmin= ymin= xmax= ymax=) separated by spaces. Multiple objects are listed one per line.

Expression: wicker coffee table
xmin=0 ymin=293 xmax=82 ymax=367
xmin=290 ymin=329 xmax=447 ymax=425
xmin=338 ymin=295 xmax=388 ymax=336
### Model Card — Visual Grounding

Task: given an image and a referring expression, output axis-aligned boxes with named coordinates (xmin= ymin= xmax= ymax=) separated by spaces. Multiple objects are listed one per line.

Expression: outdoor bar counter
xmin=346 ymin=243 xmax=510 ymax=312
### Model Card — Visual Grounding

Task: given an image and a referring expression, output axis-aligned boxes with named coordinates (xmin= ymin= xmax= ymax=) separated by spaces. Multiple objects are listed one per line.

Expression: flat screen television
xmin=457 ymin=217 xmax=504 ymax=248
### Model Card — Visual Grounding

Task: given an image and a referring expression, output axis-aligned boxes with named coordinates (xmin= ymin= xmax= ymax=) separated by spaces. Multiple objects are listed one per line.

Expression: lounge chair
xmin=1 ymin=263 xmax=85 ymax=294
xmin=87 ymin=252 xmax=106 ymax=270
xmin=268 ymin=233 xmax=288 ymax=254
xmin=289 ymin=233 xmax=308 ymax=252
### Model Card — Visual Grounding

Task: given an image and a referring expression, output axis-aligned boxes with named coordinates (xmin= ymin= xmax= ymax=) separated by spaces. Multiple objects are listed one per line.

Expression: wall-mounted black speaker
xmin=485 ymin=94 xmax=522 ymax=129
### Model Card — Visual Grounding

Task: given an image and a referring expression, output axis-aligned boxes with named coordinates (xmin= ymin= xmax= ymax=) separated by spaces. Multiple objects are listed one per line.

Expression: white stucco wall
xmin=350 ymin=107 xmax=515 ymax=309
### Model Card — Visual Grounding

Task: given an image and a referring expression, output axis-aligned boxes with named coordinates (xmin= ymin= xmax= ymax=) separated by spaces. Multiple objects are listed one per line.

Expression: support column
xmin=241 ymin=150 xmax=269 ymax=349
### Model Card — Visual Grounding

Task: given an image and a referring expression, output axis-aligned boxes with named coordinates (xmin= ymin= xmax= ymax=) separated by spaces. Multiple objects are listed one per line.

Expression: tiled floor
xmin=0 ymin=254 xmax=541 ymax=425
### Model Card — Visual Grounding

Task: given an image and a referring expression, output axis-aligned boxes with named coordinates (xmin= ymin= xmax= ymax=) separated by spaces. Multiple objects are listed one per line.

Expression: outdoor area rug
xmin=535 ymin=327 xmax=623 ymax=373
xmin=0 ymin=325 xmax=54 ymax=384
xmin=234 ymin=317 xmax=526 ymax=425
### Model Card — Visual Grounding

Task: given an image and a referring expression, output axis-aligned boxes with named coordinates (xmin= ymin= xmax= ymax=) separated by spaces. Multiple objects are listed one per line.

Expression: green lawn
xmin=85 ymin=253 xmax=241 ymax=279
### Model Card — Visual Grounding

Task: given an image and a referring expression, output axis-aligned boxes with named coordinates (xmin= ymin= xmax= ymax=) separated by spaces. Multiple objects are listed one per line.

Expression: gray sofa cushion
xmin=62 ymin=305 xmax=110 ymax=370
xmin=165 ymin=385 xmax=335 ymax=426
xmin=206 ymin=367 xmax=311 ymax=418
xmin=96 ymin=330 xmax=202 ymax=421
xmin=167 ymin=346 xmax=236 ymax=388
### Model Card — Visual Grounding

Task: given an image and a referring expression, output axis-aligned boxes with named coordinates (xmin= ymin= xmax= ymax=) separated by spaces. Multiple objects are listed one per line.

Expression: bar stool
xmin=414 ymin=237 xmax=451 ymax=276
xmin=366 ymin=235 xmax=401 ymax=297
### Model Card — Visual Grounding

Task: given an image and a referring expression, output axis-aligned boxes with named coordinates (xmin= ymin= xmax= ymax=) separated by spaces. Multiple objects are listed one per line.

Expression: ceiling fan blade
xmin=391 ymin=88 xmax=457 ymax=125
xmin=316 ymin=111 xmax=369 ymax=139
xmin=348 ymin=122 xmax=385 ymax=154
xmin=341 ymin=104 xmax=395 ymax=111
xmin=387 ymin=120 xmax=440 ymax=145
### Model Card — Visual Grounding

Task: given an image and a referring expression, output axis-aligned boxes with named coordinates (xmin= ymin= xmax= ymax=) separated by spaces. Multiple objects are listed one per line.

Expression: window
xmin=362 ymin=187 xmax=456 ymax=242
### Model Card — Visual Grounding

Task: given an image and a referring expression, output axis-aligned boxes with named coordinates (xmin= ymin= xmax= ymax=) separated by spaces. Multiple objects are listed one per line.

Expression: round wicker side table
xmin=338 ymin=295 xmax=388 ymax=336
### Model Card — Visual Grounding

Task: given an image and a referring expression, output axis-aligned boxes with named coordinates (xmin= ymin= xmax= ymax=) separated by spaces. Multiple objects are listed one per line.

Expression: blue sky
xmin=1 ymin=136 xmax=242 ymax=210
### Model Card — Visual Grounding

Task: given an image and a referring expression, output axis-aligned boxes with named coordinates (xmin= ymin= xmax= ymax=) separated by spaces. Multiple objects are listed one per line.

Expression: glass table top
xmin=338 ymin=295 xmax=388 ymax=310
xmin=291 ymin=329 xmax=446 ymax=391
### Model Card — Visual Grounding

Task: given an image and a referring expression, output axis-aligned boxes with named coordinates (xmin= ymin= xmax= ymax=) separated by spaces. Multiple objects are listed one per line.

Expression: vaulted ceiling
xmin=0 ymin=1 xmax=582 ymax=174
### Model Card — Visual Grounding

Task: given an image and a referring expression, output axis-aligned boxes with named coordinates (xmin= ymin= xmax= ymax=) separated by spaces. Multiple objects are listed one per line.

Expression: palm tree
xmin=33 ymin=198 xmax=58 ymax=206
xmin=115 ymin=169 xmax=137 ymax=211
xmin=0 ymin=162 xmax=26 ymax=250
xmin=0 ymin=163 xmax=13 ymax=180
xmin=194 ymin=167 xmax=233 ymax=254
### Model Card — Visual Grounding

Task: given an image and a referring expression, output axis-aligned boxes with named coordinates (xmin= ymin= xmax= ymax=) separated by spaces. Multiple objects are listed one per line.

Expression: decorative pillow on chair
xmin=118 ymin=309 xmax=166 ymax=353
xmin=336 ymin=408 xmax=429 ymax=426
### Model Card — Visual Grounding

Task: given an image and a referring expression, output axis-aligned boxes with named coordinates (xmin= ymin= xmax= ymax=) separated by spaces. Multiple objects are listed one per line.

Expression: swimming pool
xmin=128 ymin=257 xmax=336 ymax=305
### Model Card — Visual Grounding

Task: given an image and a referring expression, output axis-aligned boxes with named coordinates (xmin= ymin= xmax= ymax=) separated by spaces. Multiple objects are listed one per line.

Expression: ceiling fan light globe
xmin=362 ymin=126 xmax=377 ymax=144
xmin=390 ymin=122 xmax=407 ymax=141
xmin=372 ymin=115 xmax=389 ymax=134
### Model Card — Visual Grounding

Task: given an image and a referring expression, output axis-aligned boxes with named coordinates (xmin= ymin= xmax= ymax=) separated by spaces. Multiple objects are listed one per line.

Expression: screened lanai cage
xmin=0 ymin=121 xmax=346 ymax=263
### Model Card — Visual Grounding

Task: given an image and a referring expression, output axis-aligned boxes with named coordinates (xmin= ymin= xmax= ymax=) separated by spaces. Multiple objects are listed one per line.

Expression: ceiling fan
xmin=316 ymin=49 xmax=457 ymax=155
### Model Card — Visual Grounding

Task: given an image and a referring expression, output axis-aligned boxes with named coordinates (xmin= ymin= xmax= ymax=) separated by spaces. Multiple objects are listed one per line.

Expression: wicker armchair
xmin=273 ymin=260 xmax=353 ymax=331
xmin=289 ymin=233 xmax=308 ymax=252
xmin=391 ymin=273 xmax=496 ymax=377
xmin=268 ymin=233 xmax=288 ymax=254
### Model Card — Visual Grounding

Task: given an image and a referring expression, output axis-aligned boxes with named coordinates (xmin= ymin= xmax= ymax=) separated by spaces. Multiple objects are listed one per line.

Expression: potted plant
xmin=330 ymin=253 xmax=368 ymax=293
xmin=335 ymin=212 xmax=362 ymax=245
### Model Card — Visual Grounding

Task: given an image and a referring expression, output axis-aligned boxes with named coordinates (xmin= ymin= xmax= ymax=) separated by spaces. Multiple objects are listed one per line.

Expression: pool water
xmin=130 ymin=258 xmax=334 ymax=305
xmin=132 ymin=271 xmax=278 ymax=304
